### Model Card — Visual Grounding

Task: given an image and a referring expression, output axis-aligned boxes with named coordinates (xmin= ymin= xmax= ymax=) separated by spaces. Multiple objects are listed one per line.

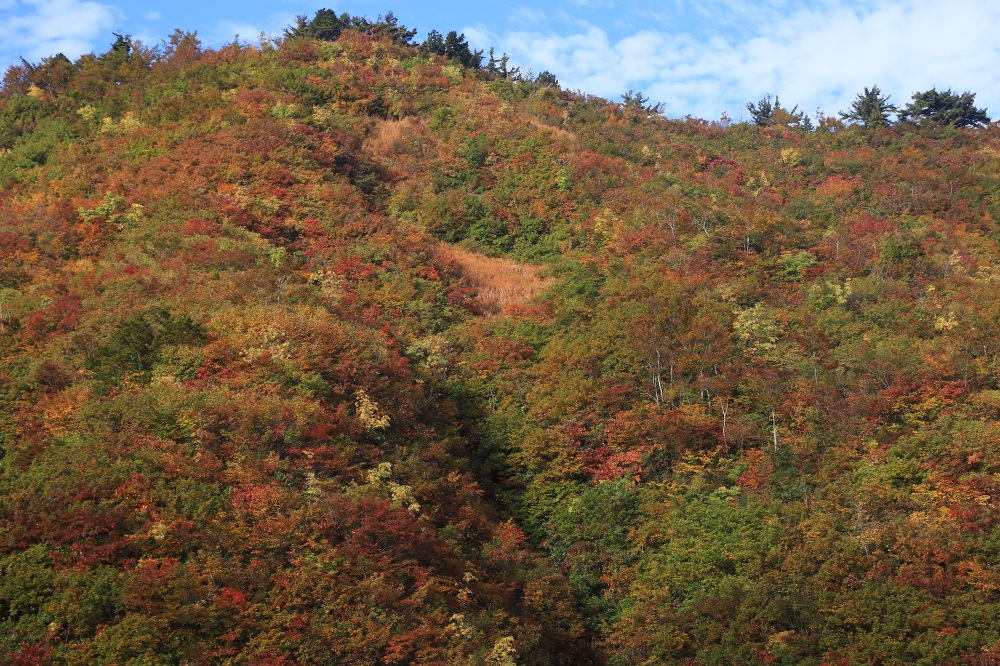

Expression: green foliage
xmin=285 ymin=8 xmax=351 ymax=42
xmin=535 ymin=71 xmax=558 ymax=88
xmin=777 ymin=250 xmax=818 ymax=281
xmin=622 ymin=90 xmax=663 ymax=115
xmin=840 ymin=84 xmax=897 ymax=128
xmin=900 ymin=87 xmax=991 ymax=127
xmin=544 ymin=480 xmax=640 ymax=623
xmin=85 ymin=307 xmax=205 ymax=387
xmin=460 ymin=135 xmax=489 ymax=169
xmin=285 ymin=9 xmax=416 ymax=44
xmin=879 ymin=234 xmax=922 ymax=266
xmin=422 ymin=30 xmax=483 ymax=69
xmin=0 ymin=101 xmax=71 ymax=184
xmin=0 ymin=94 xmax=42 ymax=150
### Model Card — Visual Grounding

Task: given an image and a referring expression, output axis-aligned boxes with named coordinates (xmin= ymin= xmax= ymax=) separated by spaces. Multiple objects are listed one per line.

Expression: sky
xmin=2 ymin=0 xmax=999 ymax=122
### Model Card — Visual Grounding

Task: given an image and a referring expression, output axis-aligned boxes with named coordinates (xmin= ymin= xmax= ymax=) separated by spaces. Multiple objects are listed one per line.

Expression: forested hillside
xmin=3 ymin=15 xmax=1000 ymax=665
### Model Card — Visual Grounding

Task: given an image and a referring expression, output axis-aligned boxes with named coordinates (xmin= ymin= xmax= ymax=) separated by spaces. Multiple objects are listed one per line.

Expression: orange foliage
xmin=434 ymin=243 xmax=553 ymax=315
xmin=525 ymin=116 xmax=577 ymax=142
xmin=362 ymin=117 xmax=427 ymax=160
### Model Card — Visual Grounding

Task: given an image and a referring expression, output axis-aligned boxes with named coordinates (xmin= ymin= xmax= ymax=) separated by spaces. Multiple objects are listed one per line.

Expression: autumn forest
xmin=3 ymin=11 xmax=1000 ymax=665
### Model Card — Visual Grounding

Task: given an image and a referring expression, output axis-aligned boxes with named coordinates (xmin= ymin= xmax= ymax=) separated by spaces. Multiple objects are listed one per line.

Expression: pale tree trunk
xmin=771 ymin=408 xmax=779 ymax=451
xmin=719 ymin=397 xmax=730 ymax=453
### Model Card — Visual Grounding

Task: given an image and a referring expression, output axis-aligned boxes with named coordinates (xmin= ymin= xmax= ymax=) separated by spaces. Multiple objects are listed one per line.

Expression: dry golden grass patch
xmin=363 ymin=116 xmax=431 ymax=161
xmin=363 ymin=117 xmax=438 ymax=200
xmin=525 ymin=116 xmax=576 ymax=142
xmin=435 ymin=243 xmax=553 ymax=315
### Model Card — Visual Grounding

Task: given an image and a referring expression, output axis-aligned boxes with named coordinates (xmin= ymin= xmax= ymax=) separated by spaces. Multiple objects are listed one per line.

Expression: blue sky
xmin=2 ymin=0 xmax=999 ymax=122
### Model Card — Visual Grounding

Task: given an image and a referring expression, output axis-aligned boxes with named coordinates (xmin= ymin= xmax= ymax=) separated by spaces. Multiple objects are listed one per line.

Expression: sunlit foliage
xmin=2 ymin=15 xmax=1000 ymax=665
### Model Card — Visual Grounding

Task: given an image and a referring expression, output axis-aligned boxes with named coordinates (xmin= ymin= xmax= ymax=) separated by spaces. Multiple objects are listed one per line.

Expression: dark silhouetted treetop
xmin=746 ymin=94 xmax=776 ymax=126
xmin=422 ymin=29 xmax=445 ymax=54
xmin=285 ymin=9 xmax=416 ymax=44
xmin=103 ymin=33 xmax=133 ymax=63
xmin=486 ymin=47 xmax=520 ymax=80
xmin=746 ymin=93 xmax=811 ymax=130
xmin=622 ymin=90 xmax=664 ymax=115
xmin=535 ymin=70 xmax=558 ymax=88
xmin=899 ymin=87 xmax=990 ymax=127
xmin=840 ymin=85 xmax=897 ymax=128
xmin=285 ymin=9 xmax=350 ymax=41
xmin=366 ymin=11 xmax=417 ymax=44
xmin=422 ymin=30 xmax=483 ymax=69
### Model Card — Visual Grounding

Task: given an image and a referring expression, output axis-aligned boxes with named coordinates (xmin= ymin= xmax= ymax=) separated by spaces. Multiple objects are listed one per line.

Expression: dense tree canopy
xmin=900 ymin=86 xmax=991 ymax=127
xmin=2 ymin=14 xmax=1000 ymax=665
xmin=422 ymin=30 xmax=483 ymax=69
xmin=840 ymin=84 xmax=897 ymax=128
xmin=285 ymin=9 xmax=416 ymax=44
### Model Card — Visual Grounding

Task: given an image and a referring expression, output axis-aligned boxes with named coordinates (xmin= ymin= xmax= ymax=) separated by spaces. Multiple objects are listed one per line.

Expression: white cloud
xmin=207 ymin=13 xmax=298 ymax=47
xmin=213 ymin=21 xmax=267 ymax=43
xmin=510 ymin=6 xmax=546 ymax=28
xmin=0 ymin=0 xmax=122 ymax=63
xmin=468 ymin=0 xmax=1000 ymax=121
xmin=143 ymin=10 xmax=160 ymax=20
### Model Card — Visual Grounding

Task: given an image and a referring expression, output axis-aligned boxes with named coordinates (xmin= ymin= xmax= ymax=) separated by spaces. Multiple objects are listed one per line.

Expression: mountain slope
xmin=3 ymin=24 xmax=1000 ymax=665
